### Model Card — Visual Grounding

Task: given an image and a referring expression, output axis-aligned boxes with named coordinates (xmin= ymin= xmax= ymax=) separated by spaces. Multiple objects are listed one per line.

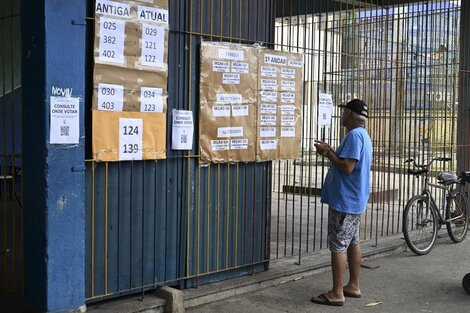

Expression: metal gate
xmin=85 ymin=0 xmax=273 ymax=302
xmin=270 ymin=0 xmax=468 ymax=262
xmin=85 ymin=0 xmax=470 ymax=303
xmin=0 ymin=0 xmax=23 ymax=296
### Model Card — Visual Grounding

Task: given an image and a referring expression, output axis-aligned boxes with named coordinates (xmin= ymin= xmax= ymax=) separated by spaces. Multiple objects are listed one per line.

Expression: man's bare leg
xmin=344 ymin=243 xmax=362 ymax=296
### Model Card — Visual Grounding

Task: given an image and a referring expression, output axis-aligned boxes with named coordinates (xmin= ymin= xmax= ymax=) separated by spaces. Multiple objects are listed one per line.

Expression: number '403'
xmin=123 ymin=125 xmax=139 ymax=135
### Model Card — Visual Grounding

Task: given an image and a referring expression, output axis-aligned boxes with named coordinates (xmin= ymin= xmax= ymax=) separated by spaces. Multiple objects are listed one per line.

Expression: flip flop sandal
xmin=343 ymin=290 xmax=362 ymax=298
xmin=311 ymin=293 xmax=344 ymax=306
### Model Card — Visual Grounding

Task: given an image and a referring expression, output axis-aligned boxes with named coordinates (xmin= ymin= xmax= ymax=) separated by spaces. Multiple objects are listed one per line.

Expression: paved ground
xmin=188 ymin=236 xmax=470 ymax=313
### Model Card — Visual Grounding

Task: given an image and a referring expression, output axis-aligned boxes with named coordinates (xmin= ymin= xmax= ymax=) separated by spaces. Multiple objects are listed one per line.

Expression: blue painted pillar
xmin=21 ymin=0 xmax=86 ymax=312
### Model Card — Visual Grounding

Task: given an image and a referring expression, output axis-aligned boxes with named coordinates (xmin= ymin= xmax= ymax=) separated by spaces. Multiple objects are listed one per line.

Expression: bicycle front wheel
xmin=446 ymin=190 xmax=468 ymax=243
xmin=403 ymin=195 xmax=438 ymax=255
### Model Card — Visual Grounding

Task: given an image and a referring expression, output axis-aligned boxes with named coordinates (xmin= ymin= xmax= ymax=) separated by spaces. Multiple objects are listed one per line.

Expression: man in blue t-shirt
xmin=311 ymin=99 xmax=372 ymax=307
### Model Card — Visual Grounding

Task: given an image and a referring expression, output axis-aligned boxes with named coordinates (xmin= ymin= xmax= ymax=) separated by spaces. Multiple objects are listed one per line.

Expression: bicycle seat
xmin=437 ymin=171 xmax=459 ymax=185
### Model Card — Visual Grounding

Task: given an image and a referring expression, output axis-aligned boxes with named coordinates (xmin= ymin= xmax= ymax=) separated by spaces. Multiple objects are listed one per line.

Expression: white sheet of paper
xmin=140 ymin=87 xmax=163 ymax=112
xmin=141 ymin=24 xmax=165 ymax=68
xmin=50 ymin=96 xmax=80 ymax=144
xmin=98 ymin=83 xmax=124 ymax=111
xmin=99 ymin=18 xmax=126 ymax=64
xmin=119 ymin=118 xmax=143 ymax=160
xmin=260 ymin=139 xmax=277 ymax=150
xmin=318 ymin=93 xmax=334 ymax=126
xmin=172 ymin=110 xmax=194 ymax=150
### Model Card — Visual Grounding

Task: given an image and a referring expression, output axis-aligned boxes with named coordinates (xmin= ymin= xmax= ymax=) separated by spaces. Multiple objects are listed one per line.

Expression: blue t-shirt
xmin=321 ymin=127 xmax=372 ymax=214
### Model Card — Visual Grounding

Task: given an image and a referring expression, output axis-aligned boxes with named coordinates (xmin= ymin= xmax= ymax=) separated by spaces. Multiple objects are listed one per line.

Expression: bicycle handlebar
xmin=405 ymin=157 xmax=452 ymax=177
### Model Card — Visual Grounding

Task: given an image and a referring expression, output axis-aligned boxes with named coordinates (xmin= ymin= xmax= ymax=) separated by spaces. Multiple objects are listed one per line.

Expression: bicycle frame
xmin=421 ymin=174 xmax=465 ymax=224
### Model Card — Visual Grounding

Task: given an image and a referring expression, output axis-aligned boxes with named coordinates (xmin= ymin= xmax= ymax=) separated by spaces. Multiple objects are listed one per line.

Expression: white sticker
xmin=137 ymin=5 xmax=169 ymax=24
xmin=213 ymin=60 xmax=231 ymax=72
xmin=281 ymin=115 xmax=296 ymax=126
xmin=261 ymin=79 xmax=278 ymax=91
xmin=216 ymin=93 xmax=243 ymax=104
xmin=318 ymin=93 xmax=334 ymax=126
xmin=140 ymin=87 xmax=163 ymax=112
xmin=119 ymin=118 xmax=143 ymax=160
xmin=281 ymin=68 xmax=296 ymax=79
xmin=211 ymin=139 xmax=230 ymax=151
xmin=230 ymin=139 xmax=248 ymax=150
xmin=172 ymin=110 xmax=194 ymax=150
xmin=288 ymin=59 xmax=303 ymax=68
xmin=260 ymin=127 xmax=276 ymax=138
xmin=260 ymin=91 xmax=277 ymax=103
xmin=260 ymin=115 xmax=277 ymax=126
xmin=264 ymin=54 xmax=287 ymax=66
xmin=261 ymin=66 xmax=277 ymax=77
xmin=98 ymin=83 xmax=124 ymax=111
xmin=95 ymin=0 xmax=131 ymax=18
xmin=232 ymin=105 xmax=249 ymax=117
xmin=280 ymin=105 xmax=296 ymax=115
xmin=260 ymin=139 xmax=277 ymax=150
xmin=231 ymin=62 xmax=249 ymax=73
xmin=141 ymin=24 xmax=165 ymax=68
xmin=281 ymin=80 xmax=296 ymax=91
xmin=222 ymin=73 xmax=241 ymax=85
xmin=217 ymin=127 xmax=244 ymax=138
xmin=281 ymin=127 xmax=296 ymax=137
xmin=281 ymin=92 xmax=295 ymax=103
xmin=218 ymin=48 xmax=244 ymax=60
xmin=50 ymin=96 xmax=80 ymax=144
xmin=99 ymin=18 xmax=126 ymax=64
xmin=260 ymin=103 xmax=277 ymax=114
xmin=212 ymin=105 xmax=231 ymax=117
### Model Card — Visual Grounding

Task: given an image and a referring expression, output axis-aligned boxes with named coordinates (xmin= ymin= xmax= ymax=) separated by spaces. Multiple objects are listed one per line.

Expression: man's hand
xmin=314 ymin=140 xmax=332 ymax=156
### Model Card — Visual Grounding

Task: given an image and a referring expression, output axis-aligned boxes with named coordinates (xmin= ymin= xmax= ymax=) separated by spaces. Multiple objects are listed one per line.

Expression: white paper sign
xmin=281 ymin=68 xmax=295 ymax=79
xmin=260 ymin=139 xmax=277 ymax=150
xmin=281 ymin=127 xmax=296 ymax=137
xmin=231 ymin=62 xmax=249 ymax=73
xmin=98 ymin=83 xmax=124 ymax=111
xmin=216 ymin=93 xmax=242 ymax=104
xmin=260 ymin=103 xmax=277 ymax=114
xmin=230 ymin=139 xmax=248 ymax=150
xmin=140 ymin=87 xmax=163 ymax=112
xmin=213 ymin=105 xmax=231 ymax=117
xmin=213 ymin=60 xmax=231 ymax=72
xmin=119 ymin=118 xmax=143 ymax=160
xmin=231 ymin=105 xmax=249 ymax=117
xmin=261 ymin=66 xmax=277 ymax=77
xmin=172 ymin=110 xmax=194 ymax=150
xmin=212 ymin=139 xmax=230 ymax=151
xmin=260 ymin=127 xmax=276 ymax=138
xmin=99 ymin=18 xmax=126 ymax=64
xmin=141 ymin=24 xmax=165 ymax=68
xmin=217 ymin=127 xmax=243 ymax=138
xmin=137 ymin=5 xmax=169 ymax=24
xmin=222 ymin=73 xmax=240 ymax=85
xmin=50 ymin=97 xmax=80 ymax=144
xmin=95 ymin=0 xmax=131 ymax=18
xmin=218 ymin=49 xmax=244 ymax=61
xmin=318 ymin=93 xmax=334 ymax=126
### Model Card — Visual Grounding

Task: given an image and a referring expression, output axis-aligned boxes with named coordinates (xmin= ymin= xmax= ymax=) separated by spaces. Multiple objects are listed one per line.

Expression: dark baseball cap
xmin=338 ymin=99 xmax=368 ymax=118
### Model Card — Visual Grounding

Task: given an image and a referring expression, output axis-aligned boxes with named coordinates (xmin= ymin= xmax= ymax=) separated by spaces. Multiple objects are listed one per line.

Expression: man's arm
xmin=314 ymin=140 xmax=356 ymax=174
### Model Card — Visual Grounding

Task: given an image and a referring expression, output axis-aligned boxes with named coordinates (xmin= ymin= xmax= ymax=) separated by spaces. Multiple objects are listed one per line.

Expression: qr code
xmin=181 ymin=134 xmax=187 ymax=143
xmin=60 ymin=126 xmax=70 ymax=136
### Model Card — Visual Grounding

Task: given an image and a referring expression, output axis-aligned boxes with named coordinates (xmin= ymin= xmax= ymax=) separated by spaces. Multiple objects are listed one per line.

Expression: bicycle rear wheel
xmin=446 ymin=190 xmax=468 ymax=243
xmin=403 ymin=195 xmax=438 ymax=255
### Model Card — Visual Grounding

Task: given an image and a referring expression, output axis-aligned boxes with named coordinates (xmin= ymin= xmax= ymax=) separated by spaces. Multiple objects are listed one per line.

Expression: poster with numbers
xmin=92 ymin=0 xmax=169 ymax=161
xmin=199 ymin=42 xmax=258 ymax=163
xmin=92 ymin=110 xmax=166 ymax=161
xmin=256 ymin=49 xmax=303 ymax=161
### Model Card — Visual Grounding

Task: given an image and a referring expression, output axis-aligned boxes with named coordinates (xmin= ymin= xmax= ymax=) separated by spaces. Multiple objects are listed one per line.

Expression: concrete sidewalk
xmin=187 ymin=235 xmax=470 ymax=313
xmin=86 ymin=234 xmax=470 ymax=313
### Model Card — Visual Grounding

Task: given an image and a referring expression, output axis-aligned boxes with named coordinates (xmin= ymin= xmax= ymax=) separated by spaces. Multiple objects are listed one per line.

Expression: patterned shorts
xmin=328 ymin=208 xmax=361 ymax=253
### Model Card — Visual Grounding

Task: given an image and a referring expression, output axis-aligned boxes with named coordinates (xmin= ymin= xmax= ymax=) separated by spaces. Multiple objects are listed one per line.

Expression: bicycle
xmin=402 ymin=157 xmax=470 ymax=255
